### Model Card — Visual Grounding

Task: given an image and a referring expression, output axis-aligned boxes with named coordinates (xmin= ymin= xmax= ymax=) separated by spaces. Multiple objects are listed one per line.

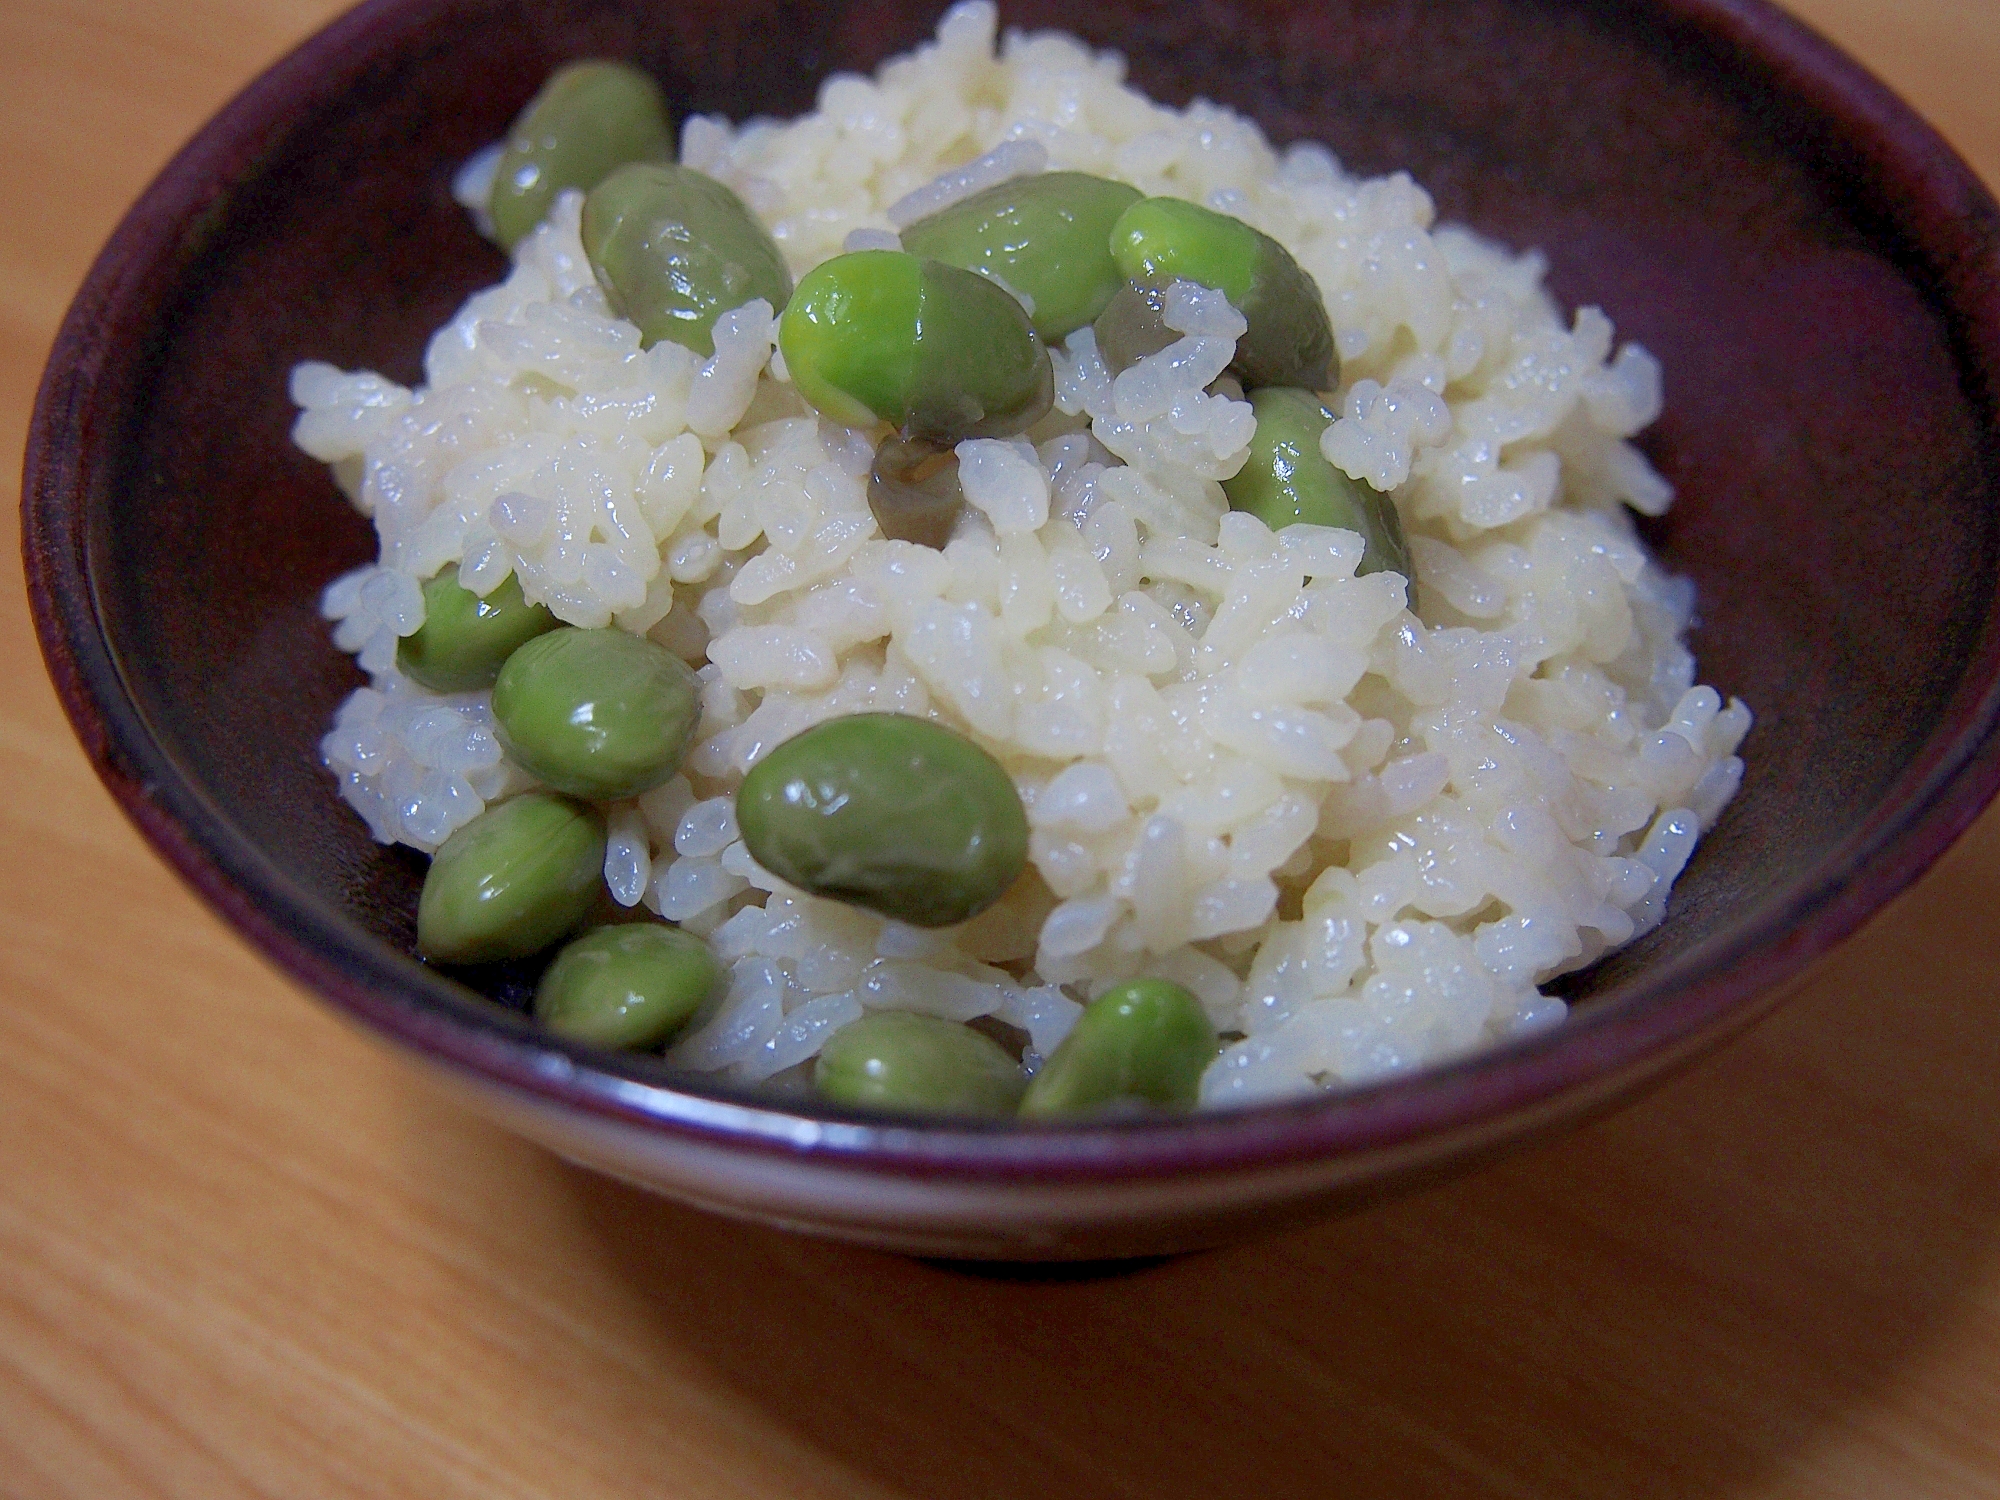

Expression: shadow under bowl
xmin=23 ymin=0 xmax=2000 ymax=1259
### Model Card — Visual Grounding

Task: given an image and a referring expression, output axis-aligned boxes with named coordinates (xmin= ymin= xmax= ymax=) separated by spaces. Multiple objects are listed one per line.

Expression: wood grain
xmin=3 ymin=2 xmax=1998 ymax=1495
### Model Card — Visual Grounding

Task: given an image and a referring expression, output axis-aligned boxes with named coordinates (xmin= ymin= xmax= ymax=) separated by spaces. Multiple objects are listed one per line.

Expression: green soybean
xmin=490 ymin=61 xmax=674 ymax=251
xmin=417 ymin=792 xmax=607 ymax=964
xmin=396 ymin=565 xmax=559 ymax=693
xmin=814 ymin=1012 xmax=1025 ymax=1116
xmin=899 ymin=171 xmax=1143 ymax=342
xmin=867 ymin=435 xmax=963 ymax=549
xmin=534 ymin=923 xmax=719 ymax=1048
xmin=1222 ymin=387 xmax=1414 ymax=593
xmin=581 ymin=163 xmax=793 ymax=356
xmin=778 ymin=250 xmax=1052 ymax=442
xmin=735 ymin=713 xmax=1028 ymax=928
xmin=1090 ymin=278 xmax=1177 ymax=374
xmin=1108 ymin=197 xmax=1335 ymax=390
xmin=1018 ymin=978 xmax=1217 ymax=1118
xmin=491 ymin=627 xmax=701 ymax=801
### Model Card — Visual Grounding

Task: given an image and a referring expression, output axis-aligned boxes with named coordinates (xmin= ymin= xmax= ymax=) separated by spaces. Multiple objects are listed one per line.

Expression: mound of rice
xmin=293 ymin=2 xmax=1749 ymax=1107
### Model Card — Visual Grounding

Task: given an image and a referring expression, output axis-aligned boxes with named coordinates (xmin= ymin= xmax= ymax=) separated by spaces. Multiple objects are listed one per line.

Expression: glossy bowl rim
xmin=23 ymin=0 xmax=2000 ymax=1186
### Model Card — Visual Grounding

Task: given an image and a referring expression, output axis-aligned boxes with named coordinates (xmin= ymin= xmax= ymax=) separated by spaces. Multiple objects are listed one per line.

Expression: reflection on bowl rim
xmin=22 ymin=0 xmax=2000 ymax=1194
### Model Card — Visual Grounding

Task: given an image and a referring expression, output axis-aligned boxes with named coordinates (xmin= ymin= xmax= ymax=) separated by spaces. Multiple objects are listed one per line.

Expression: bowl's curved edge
xmin=21 ymin=0 xmax=2000 ymax=1231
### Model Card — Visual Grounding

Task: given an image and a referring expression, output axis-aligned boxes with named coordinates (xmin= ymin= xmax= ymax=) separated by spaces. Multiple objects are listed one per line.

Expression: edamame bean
xmin=417 ymin=792 xmax=607 ymax=964
xmin=735 ymin=713 xmax=1028 ymax=928
xmin=534 ymin=923 xmax=719 ymax=1048
xmin=899 ymin=171 xmax=1143 ymax=341
xmin=868 ymin=436 xmax=963 ymax=549
xmin=778 ymin=250 xmax=1053 ymax=442
xmin=814 ymin=1012 xmax=1025 ymax=1116
xmin=1221 ymin=387 xmax=1414 ymax=594
xmin=581 ymin=163 xmax=793 ymax=356
xmin=1018 ymin=977 xmax=1217 ymax=1117
xmin=396 ymin=565 xmax=559 ymax=693
xmin=490 ymin=61 xmax=674 ymax=251
xmin=1090 ymin=278 xmax=1176 ymax=374
xmin=1108 ymin=197 xmax=1336 ymax=390
xmin=491 ymin=627 xmax=701 ymax=801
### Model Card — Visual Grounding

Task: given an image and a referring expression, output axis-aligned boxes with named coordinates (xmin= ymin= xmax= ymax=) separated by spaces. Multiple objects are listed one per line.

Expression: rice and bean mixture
xmin=294 ymin=2 xmax=1749 ymax=1107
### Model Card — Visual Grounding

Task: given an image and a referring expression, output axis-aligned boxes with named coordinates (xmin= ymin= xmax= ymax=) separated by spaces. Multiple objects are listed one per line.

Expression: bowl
xmin=23 ymin=0 xmax=2000 ymax=1260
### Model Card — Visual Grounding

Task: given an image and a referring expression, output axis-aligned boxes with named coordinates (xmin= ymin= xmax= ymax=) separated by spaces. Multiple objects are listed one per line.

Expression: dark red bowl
xmin=23 ymin=0 xmax=2000 ymax=1259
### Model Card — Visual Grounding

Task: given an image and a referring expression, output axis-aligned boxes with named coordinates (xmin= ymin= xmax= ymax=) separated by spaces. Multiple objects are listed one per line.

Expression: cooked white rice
xmin=294 ymin=2 xmax=1749 ymax=1106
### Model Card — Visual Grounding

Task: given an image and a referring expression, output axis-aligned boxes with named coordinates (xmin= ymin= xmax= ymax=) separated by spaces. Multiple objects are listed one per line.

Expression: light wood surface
xmin=5 ymin=2 xmax=2000 ymax=1495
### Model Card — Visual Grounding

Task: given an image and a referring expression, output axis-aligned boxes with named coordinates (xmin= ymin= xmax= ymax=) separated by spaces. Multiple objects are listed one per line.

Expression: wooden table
xmin=4 ymin=2 xmax=1999 ymax=1494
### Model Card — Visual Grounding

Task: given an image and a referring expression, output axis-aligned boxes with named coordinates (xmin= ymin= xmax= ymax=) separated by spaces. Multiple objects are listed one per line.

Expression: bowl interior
xmin=37 ymin=0 xmax=2000 ymax=1135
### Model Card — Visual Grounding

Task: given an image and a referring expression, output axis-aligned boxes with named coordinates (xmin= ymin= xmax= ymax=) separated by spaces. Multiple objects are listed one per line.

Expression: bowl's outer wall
xmin=24 ymin=0 xmax=2000 ymax=1255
